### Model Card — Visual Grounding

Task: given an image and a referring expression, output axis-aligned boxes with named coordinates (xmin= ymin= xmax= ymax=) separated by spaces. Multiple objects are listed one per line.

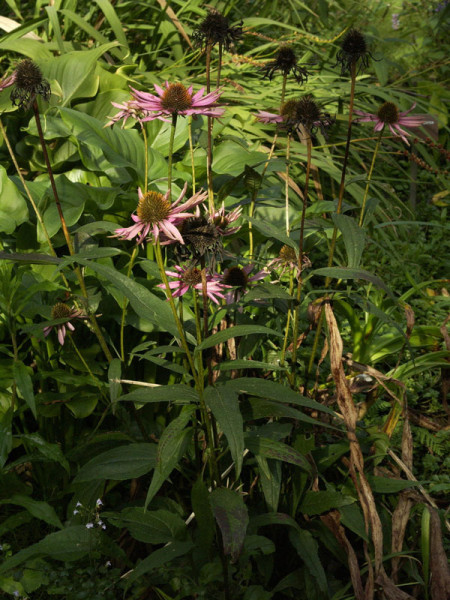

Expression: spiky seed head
xmin=223 ymin=266 xmax=248 ymax=288
xmin=137 ymin=191 xmax=171 ymax=224
xmin=161 ymin=83 xmax=193 ymax=113
xmin=377 ymin=102 xmax=399 ymax=124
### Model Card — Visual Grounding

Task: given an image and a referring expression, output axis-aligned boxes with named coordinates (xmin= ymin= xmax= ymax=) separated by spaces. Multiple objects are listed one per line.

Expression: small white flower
xmin=73 ymin=509 xmax=79 ymax=515
xmin=86 ymin=523 xmax=94 ymax=529
xmin=105 ymin=561 xmax=112 ymax=567
xmin=76 ymin=501 xmax=82 ymax=507
xmin=102 ymin=524 xmax=106 ymax=530
xmin=96 ymin=498 xmax=103 ymax=507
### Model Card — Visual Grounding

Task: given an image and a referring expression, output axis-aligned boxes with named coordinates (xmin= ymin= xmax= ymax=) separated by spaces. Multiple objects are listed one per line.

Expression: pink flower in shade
xmin=0 ymin=72 xmax=16 ymax=92
xmin=255 ymin=110 xmax=284 ymax=124
xmin=354 ymin=101 xmax=435 ymax=145
xmin=105 ymin=99 xmax=149 ymax=128
xmin=158 ymin=265 xmax=231 ymax=304
xmin=43 ymin=303 xmax=87 ymax=346
xmin=221 ymin=264 xmax=269 ymax=304
xmin=112 ymin=183 xmax=208 ymax=245
xmin=210 ymin=203 xmax=242 ymax=236
xmin=130 ymin=82 xmax=225 ymax=121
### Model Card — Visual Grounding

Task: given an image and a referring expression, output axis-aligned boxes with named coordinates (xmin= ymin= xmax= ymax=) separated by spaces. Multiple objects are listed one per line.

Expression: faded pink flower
xmin=112 ymin=183 xmax=208 ymax=245
xmin=255 ymin=110 xmax=284 ymax=124
xmin=158 ymin=265 xmax=230 ymax=304
xmin=105 ymin=99 xmax=149 ymax=128
xmin=43 ymin=303 xmax=87 ymax=346
xmin=222 ymin=264 xmax=269 ymax=303
xmin=130 ymin=82 xmax=225 ymax=121
xmin=354 ymin=101 xmax=435 ymax=145
xmin=0 ymin=72 xmax=16 ymax=92
xmin=210 ymin=203 xmax=242 ymax=236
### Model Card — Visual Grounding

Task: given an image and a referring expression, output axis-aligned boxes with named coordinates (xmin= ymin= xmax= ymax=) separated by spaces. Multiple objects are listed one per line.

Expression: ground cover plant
xmin=0 ymin=0 xmax=449 ymax=598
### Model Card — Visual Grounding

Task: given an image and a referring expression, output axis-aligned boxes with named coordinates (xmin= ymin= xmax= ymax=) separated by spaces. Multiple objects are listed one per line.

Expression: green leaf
xmin=20 ymin=434 xmax=69 ymax=473
xmin=249 ymin=512 xmax=301 ymax=534
xmin=1 ymin=495 xmax=62 ymax=529
xmin=332 ymin=214 xmax=365 ymax=268
xmin=196 ymin=325 xmax=283 ymax=354
xmin=245 ymin=434 xmax=313 ymax=475
xmin=13 ymin=361 xmax=36 ymax=419
xmin=118 ymin=384 xmax=199 ymax=405
xmin=0 ymin=251 xmax=61 ymax=265
xmin=299 ymin=491 xmax=354 ymax=515
xmin=212 ymin=142 xmax=267 ymax=176
xmin=108 ymin=358 xmax=121 ymax=403
xmin=215 ymin=359 xmax=285 ymax=372
xmin=74 ymin=444 xmax=156 ymax=482
xmin=210 ymin=488 xmax=249 ymax=561
xmin=255 ymin=456 xmax=281 ymax=512
xmin=0 ymin=166 xmax=28 ymax=234
xmin=245 ymin=398 xmax=336 ymax=430
xmin=246 ymin=216 xmax=297 ymax=250
xmin=124 ymin=541 xmax=194 ymax=585
xmin=110 ymin=507 xmax=186 ymax=544
xmin=205 ymin=385 xmax=244 ymax=478
xmin=244 ymin=282 xmax=295 ymax=302
xmin=144 ymin=408 xmax=194 ymax=509
xmin=367 ymin=476 xmax=419 ymax=494
xmin=191 ymin=479 xmax=215 ymax=552
xmin=312 ymin=267 xmax=395 ymax=298
xmin=289 ymin=529 xmax=327 ymax=594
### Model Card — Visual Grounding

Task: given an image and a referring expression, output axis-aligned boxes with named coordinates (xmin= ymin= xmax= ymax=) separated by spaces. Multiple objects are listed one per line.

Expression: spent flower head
xmin=158 ymin=265 xmax=230 ymax=305
xmin=43 ymin=303 xmax=87 ymax=346
xmin=222 ymin=265 xmax=269 ymax=304
xmin=0 ymin=72 xmax=16 ymax=93
xmin=105 ymin=98 xmax=149 ymax=128
xmin=268 ymin=245 xmax=312 ymax=279
xmin=336 ymin=29 xmax=371 ymax=75
xmin=130 ymin=82 xmax=225 ymax=121
xmin=10 ymin=59 xmax=50 ymax=110
xmin=112 ymin=183 xmax=208 ymax=245
xmin=193 ymin=9 xmax=243 ymax=50
xmin=261 ymin=45 xmax=309 ymax=84
xmin=354 ymin=101 xmax=435 ymax=145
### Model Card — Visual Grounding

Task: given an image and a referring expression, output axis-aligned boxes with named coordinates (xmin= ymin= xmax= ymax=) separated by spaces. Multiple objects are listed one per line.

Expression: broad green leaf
xmin=1 ymin=495 xmax=62 ymax=529
xmin=245 ymin=398 xmax=336 ymax=430
xmin=110 ymin=507 xmax=186 ymax=544
xmin=210 ymin=488 xmax=249 ymax=562
xmin=332 ymin=213 xmax=365 ymax=268
xmin=244 ymin=534 xmax=276 ymax=556
xmin=215 ymin=359 xmax=285 ymax=371
xmin=245 ymin=434 xmax=313 ymax=475
xmin=367 ymin=476 xmax=419 ymax=494
xmin=249 ymin=512 xmax=301 ymax=534
xmin=20 ymin=434 xmax=69 ymax=473
xmin=41 ymin=43 xmax=119 ymax=106
xmin=124 ymin=541 xmax=194 ymax=585
xmin=205 ymin=385 xmax=244 ymax=478
xmin=108 ymin=358 xmax=121 ymax=403
xmin=244 ymin=282 xmax=295 ymax=302
xmin=118 ymin=385 xmax=198 ymax=405
xmin=196 ymin=325 xmax=283 ymax=353
xmin=246 ymin=216 xmax=297 ymax=250
xmin=0 ymin=414 xmax=13 ymax=468
xmin=340 ymin=504 xmax=368 ymax=542
xmin=74 ymin=443 xmax=157 ymax=482
xmin=0 ymin=166 xmax=28 ymax=234
xmin=191 ymin=479 xmax=215 ymax=552
xmin=212 ymin=142 xmax=267 ymax=176
xmin=299 ymin=491 xmax=354 ymax=515
xmin=13 ymin=361 xmax=36 ymax=419
xmin=0 ymin=252 xmax=61 ymax=265
xmin=255 ymin=456 xmax=281 ymax=512
xmin=289 ymin=529 xmax=327 ymax=594
xmin=312 ymin=267 xmax=395 ymax=298
xmin=225 ymin=378 xmax=335 ymax=415
xmin=144 ymin=408 xmax=194 ymax=509
xmin=387 ymin=350 xmax=450 ymax=381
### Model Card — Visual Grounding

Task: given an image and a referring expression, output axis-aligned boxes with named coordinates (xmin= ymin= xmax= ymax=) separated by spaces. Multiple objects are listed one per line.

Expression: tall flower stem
xmin=142 ymin=123 xmax=149 ymax=193
xmin=216 ymin=42 xmax=223 ymax=87
xmin=32 ymin=101 xmax=113 ymax=363
xmin=280 ymin=271 xmax=295 ymax=368
xmin=285 ymin=133 xmax=292 ymax=235
xmin=359 ymin=129 xmax=383 ymax=226
xmin=167 ymin=114 xmax=178 ymax=199
xmin=205 ymin=43 xmax=215 ymax=212
xmin=306 ymin=61 xmax=357 ymax=386
xmin=120 ymin=246 xmax=139 ymax=362
xmin=291 ymin=134 xmax=312 ymax=380
xmin=188 ymin=116 xmax=196 ymax=194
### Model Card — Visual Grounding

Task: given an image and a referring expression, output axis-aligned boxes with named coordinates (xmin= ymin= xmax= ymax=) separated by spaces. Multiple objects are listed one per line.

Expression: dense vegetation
xmin=0 ymin=1 xmax=449 ymax=598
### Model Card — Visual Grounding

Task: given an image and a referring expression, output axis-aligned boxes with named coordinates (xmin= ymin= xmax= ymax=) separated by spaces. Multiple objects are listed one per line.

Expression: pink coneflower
xmin=130 ymin=82 xmax=225 ymax=121
xmin=158 ymin=265 xmax=230 ymax=304
xmin=112 ymin=183 xmax=208 ymax=245
xmin=255 ymin=110 xmax=283 ymax=124
xmin=210 ymin=203 xmax=242 ymax=236
xmin=105 ymin=99 xmax=149 ymax=128
xmin=354 ymin=101 xmax=434 ymax=145
xmin=43 ymin=303 xmax=87 ymax=346
xmin=0 ymin=72 xmax=16 ymax=92
xmin=222 ymin=264 xmax=269 ymax=303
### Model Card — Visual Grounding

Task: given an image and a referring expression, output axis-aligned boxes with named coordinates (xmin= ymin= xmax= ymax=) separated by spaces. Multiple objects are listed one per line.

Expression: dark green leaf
xmin=13 ymin=361 xmax=36 ymax=419
xmin=196 ymin=325 xmax=283 ymax=353
xmin=210 ymin=488 xmax=249 ymax=561
xmin=74 ymin=443 xmax=157 ymax=482
xmin=245 ymin=435 xmax=312 ymax=475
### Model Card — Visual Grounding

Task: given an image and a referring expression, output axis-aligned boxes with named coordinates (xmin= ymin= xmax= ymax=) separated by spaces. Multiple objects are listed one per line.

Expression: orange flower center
xmin=137 ymin=191 xmax=171 ymax=224
xmin=279 ymin=245 xmax=296 ymax=263
xmin=161 ymin=83 xmax=193 ymax=113
xmin=51 ymin=303 xmax=72 ymax=319
xmin=181 ymin=268 xmax=202 ymax=286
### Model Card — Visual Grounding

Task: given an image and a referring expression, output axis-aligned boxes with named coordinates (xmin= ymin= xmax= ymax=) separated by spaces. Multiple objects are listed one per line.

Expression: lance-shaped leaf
xmin=289 ymin=529 xmax=328 ymax=595
xmin=332 ymin=213 xmax=365 ymax=268
xmin=195 ymin=324 xmax=283 ymax=354
xmin=74 ymin=443 xmax=157 ymax=482
xmin=245 ymin=434 xmax=313 ymax=475
xmin=210 ymin=488 xmax=249 ymax=562
xmin=13 ymin=361 xmax=36 ymax=419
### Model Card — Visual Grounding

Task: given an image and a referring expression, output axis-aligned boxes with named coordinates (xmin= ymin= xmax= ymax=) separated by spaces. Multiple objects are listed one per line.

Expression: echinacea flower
xmin=335 ymin=29 xmax=372 ymax=75
xmin=130 ymin=82 xmax=225 ymax=121
xmin=193 ymin=9 xmax=243 ymax=50
xmin=256 ymin=96 xmax=333 ymax=134
xmin=158 ymin=265 xmax=230 ymax=304
xmin=268 ymin=244 xmax=311 ymax=279
xmin=354 ymin=101 xmax=434 ymax=145
xmin=43 ymin=303 xmax=87 ymax=346
xmin=112 ymin=183 xmax=208 ymax=245
xmin=105 ymin=98 xmax=149 ymax=128
xmin=210 ymin=203 xmax=242 ymax=236
xmin=10 ymin=59 xmax=50 ymax=110
xmin=261 ymin=45 xmax=309 ymax=85
xmin=222 ymin=265 xmax=269 ymax=303
xmin=0 ymin=72 xmax=16 ymax=93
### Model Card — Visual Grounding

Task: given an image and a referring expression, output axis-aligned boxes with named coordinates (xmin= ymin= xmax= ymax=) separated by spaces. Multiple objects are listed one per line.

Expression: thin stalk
xmin=142 ymin=123 xmax=149 ymax=193
xmin=120 ymin=246 xmax=139 ymax=362
xmin=359 ymin=129 xmax=383 ymax=226
xmin=291 ymin=134 xmax=312 ymax=379
xmin=216 ymin=42 xmax=223 ymax=87
xmin=279 ymin=271 xmax=295 ymax=367
xmin=167 ymin=114 xmax=178 ymax=199
xmin=32 ymin=101 xmax=113 ymax=363
xmin=188 ymin=116 xmax=196 ymax=194
xmin=68 ymin=333 xmax=108 ymax=403
xmin=285 ymin=133 xmax=292 ymax=235
xmin=205 ymin=42 xmax=214 ymax=212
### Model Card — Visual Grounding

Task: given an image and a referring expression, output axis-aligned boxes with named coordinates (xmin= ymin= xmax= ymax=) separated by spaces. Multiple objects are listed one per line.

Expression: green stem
xmin=205 ymin=43 xmax=214 ymax=212
xmin=216 ymin=42 xmax=223 ymax=87
xmin=285 ymin=133 xmax=292 ymax=235
xmin=359 ymin=129 xmax=383 ymax=226
xmin=188 ymin=116 xmax=196 ymax=195
xmin=142 ymin=123 xmax=149 ymax=193
xmin=120 ymin=246 xmax=139 ymax=362
xmin=167 ymin=113 xmax=178 ymax=199
xmin=280 ymin=271 xmax=295 ymax=368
